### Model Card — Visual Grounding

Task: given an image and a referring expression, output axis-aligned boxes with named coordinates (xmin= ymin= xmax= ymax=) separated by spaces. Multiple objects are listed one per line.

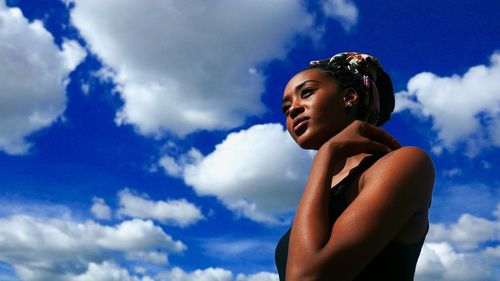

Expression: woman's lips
xmin=293 ymin=117 xmax=309 ymax=136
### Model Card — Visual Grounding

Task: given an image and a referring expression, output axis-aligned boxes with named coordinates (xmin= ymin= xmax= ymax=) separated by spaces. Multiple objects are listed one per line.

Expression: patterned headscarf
xmin=310 ymin=52 xmax=382 ymax=125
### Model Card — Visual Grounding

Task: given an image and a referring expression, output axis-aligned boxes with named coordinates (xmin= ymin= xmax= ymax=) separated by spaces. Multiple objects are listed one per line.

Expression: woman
xmin=275 ymin=52 xmax=434 ymax=281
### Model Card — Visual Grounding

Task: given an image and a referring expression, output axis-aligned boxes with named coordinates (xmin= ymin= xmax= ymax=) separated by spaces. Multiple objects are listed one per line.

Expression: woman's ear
xmin=343 ymin=88 xmax=359 ymax=108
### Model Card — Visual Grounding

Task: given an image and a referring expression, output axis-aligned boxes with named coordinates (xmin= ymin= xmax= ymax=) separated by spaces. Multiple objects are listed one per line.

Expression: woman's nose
xmin=289 ymin=101 xmax=304 ymax=119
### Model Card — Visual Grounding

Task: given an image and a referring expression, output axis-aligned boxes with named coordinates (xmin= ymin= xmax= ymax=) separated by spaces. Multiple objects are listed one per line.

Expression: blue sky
xmin=0 ymin=0 xmax=499 ymax=280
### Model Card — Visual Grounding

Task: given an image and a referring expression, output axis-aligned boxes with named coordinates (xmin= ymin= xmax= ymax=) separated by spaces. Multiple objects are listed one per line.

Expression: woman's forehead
xmin=289 ymin=69 xmax=322 ymax=82
xmin=284 ymin=69 xmax=329 ymax=94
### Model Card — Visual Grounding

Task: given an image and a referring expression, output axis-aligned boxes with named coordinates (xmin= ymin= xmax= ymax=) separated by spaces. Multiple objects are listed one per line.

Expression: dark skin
xmin=281 ymin=69 xmax=435 ymax=281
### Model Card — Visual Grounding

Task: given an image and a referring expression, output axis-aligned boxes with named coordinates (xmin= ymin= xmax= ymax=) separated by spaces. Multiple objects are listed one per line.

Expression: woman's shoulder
xmin=360 ymin=146 xmax=435 ymax=207
xmin=366 ymin=146 xmax=434 ymax=178
xmin=381 ymin=145 xmax=432 ymax=164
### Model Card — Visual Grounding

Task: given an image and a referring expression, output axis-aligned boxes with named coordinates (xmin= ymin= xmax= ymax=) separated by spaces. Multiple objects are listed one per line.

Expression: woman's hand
xmin=320 ymin=120 xmax=401 ymax=159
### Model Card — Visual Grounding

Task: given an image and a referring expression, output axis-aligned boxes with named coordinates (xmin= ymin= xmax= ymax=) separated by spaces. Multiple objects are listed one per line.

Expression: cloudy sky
xmin=0 ymin=0 xmax=499 ymax=280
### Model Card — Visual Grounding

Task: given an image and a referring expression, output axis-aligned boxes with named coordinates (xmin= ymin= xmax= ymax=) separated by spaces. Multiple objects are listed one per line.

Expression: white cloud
xmin=427 ymin=214 xmax=499 ymax=251
xmin=159 ymin=148 xmax=203 ymax=178
xmin=416 ymin=242 xmax=493 ymax=281
xmin=0 ymin=214 xmax=185 ymax=281
xmin=125 ymin=251 xmax=168 ymax=265
xmin=96 ymin=218 xmax=186 ymax=252
xmin=134 ymin=266 xmax=147 ymax=275
xmin=483 ymin=245 xmax=500 ymax=261
xmin=395 ymin=51 xmax=500 ymax=157
xmin=159 ymin=156 xmax=183 ymax=177
xmin=162 ymin=123 xmax=313 ymax=224
xmin=236 ymin=272 xmax=279 ymax=281
xmin=90 ymin=197 xmax=112 ymax=220
xmin=117 ymin=188 xmax=204 ymax=227
xmin=322 ymin=0 xmax=359 ymax=31
xmin=70 ymin=262 xmax=154 ymax=281
xmin=0 ymin=199 xmax=279 ymax=281
xmin=155 ymin=267 xmax=278 ymax=281
xmin=0 ymin=198 xmax=72 ymax=220
xmin=0 ymin=3 xmax=85 ymax=155
xmin=415 ymin=202 xmax=500 ymax=281
xmin=202 ymin=238 xmax=275 ymax=260
xmin=67 ymin=0 xmax=317 ymax=137
xmin=156 ymin=267 xmax=233 ymax=281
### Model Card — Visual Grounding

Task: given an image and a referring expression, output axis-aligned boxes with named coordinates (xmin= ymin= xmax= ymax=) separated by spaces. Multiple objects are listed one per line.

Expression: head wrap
xmin=310 ymin=52 xmax=382 ymax=125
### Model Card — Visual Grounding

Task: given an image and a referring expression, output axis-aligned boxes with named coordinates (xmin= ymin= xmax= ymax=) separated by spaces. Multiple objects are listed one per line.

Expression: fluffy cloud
xmin=155 ymin=267 xmax=278 ymax=281
xmin=125 ymin=251 xmax=168 ymax=265
xmin=415 ymin=202 xmax=500 ymax=281
xmin=66 ymin=0 xmax=316 ymax=137
xmin=159 ymin=148 xmax=203 ymax=178
xmin=161 ymin=123 xmax=312 ymax=224
xmin=117 ymin=188 xmax=204 ymax=227
xmin=70 ymin=262 xmax=154 ymax=281
xmin=0 ymin=198 xmax=278 ymax=281
xmin=395 ymin=51 xmax=500 ymax=156
xmin=416 ymin=242 xmax=493 ymax=281
xmin=0 ymin=215 xmax=185 ymax=281
xmin=90 ymin=197 xmax=112 ymax=220
xmin=236 ymin=272 xmax=279 ymax=281
xmin=156 ymin=267 xmax=233 ymax=281
xmin=0 ymin=3 xmax=85 ymax=154
xmin=427 ymin=214 xmax=499 ymax=251
xmin=321 ymin=0 xmax=359 ymax=31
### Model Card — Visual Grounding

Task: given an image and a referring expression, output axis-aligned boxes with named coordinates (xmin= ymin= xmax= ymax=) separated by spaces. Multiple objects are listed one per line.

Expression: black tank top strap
xmin=331 ymin=154 xmax=381 ymax=196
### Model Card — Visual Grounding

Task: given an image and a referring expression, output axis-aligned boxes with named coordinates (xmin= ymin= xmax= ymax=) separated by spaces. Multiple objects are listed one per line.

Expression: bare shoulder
xmin=360 ymin=146 xmax=435 ymax=209
xmin=374 ymin=146 xmax=434 ymax=172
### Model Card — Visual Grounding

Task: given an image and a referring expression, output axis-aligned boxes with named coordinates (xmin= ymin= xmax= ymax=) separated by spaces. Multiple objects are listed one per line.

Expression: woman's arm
xmin=286 ymin=121 xmax=434 ymax=281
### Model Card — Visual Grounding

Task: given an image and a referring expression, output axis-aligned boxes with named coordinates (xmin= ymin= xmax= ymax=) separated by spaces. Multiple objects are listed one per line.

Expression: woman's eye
xmin=282 ymin=105 xmax=290 ymax=114
xmin=301 ymin=88 xmax=314 ymax=98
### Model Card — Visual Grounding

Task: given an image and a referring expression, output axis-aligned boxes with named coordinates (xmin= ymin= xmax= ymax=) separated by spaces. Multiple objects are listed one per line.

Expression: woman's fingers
xmin=361 ymin=139 xmax=393 ymax=155
xmin=325 ymin=121 xmax=401 ymax=157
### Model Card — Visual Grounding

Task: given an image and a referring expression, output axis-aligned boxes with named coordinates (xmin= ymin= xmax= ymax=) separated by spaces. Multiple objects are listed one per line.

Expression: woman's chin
xmin=296 ymin=134 xmax=321 ymax=150
xmin=295 ymin=129 xmax=334 ymax=150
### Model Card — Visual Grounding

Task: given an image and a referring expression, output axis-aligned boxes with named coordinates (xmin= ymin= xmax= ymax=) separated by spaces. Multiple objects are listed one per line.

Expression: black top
xmin=275 ymin=156 xmax=427 ymax=281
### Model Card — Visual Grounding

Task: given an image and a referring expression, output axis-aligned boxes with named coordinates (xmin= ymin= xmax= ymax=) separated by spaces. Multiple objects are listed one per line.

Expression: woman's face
xmin=282 ymin=69 xmax=353 ymax=150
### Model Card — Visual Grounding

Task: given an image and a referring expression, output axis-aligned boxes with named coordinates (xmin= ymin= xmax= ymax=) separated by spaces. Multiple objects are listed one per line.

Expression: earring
xmin=346 ymin=101 xmax=353 ymax=108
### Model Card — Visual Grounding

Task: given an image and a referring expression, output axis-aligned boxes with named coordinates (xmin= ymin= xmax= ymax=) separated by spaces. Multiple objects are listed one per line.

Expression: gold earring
xmin=346 ymin=101 xmax=353 ymax=108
